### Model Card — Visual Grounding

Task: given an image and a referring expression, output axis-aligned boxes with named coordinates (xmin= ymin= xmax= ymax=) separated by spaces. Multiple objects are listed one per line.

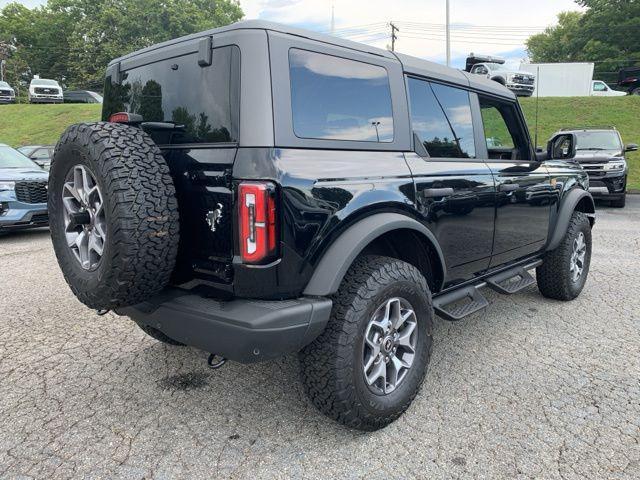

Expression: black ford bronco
xmin=48 ymin=21 xmax=595 ymax=431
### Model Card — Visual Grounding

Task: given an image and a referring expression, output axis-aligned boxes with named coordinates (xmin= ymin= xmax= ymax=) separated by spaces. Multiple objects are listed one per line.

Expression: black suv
xmin=48 ymin=21 xmax=595 ymax=431
xmin=554 ymin=127 xmax=637 ymax=208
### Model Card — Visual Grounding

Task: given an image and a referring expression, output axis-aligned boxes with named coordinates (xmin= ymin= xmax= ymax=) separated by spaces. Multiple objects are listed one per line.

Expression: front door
xmin=477 ymin=96 xmax=553 ymax=267
xmin=405 ymin=77 xmax=496 ymax=286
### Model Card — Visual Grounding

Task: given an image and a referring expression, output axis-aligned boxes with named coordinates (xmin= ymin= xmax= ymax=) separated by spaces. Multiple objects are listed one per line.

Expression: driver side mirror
xmin=547 ymin=133 xmax=577 ymax=160
xmin=625 ymin=143 xmax=638 ymax=152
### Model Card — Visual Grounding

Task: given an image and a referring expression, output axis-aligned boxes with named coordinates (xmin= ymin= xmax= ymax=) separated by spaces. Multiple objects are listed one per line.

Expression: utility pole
xmin=390 ymin=22 xmax=399 ymax=52
xmin=445 ymin=0 xmax=451 ymax=67
xmin=330 ymin=3 xmax=335 ymax=34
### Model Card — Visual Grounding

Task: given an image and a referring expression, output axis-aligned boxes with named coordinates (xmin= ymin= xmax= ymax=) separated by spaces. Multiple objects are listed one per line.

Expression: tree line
xmin=526 ymin=0 xmax=640 ymax=82
xmin=0 ymin=0 xmax=243 ymax=95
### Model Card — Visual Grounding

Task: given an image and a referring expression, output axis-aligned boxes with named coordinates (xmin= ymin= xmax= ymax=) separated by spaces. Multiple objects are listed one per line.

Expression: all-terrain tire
xmin=299 ymin=256 xmax=434 ymax=431
xmin=137 ymin=324 xmax=185 ymax=346
xmin=49 ymin=122 xmax=180 ymax=310
xmin=537 ymin=211 xmax=592 ymax=301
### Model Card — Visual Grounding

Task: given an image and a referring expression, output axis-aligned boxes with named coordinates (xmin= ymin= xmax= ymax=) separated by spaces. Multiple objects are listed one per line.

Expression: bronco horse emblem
xmin=206 ymin=203 xmax=224 ymax=233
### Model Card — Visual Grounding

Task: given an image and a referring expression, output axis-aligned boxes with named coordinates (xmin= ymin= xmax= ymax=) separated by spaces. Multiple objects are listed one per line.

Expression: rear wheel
xmin=299 ymin=256 xmax=433 ymax=431
xmin=537 ymin=211 xmax=592 ymax=301
xmin=631 ymin=87 xmax=640 ymax=96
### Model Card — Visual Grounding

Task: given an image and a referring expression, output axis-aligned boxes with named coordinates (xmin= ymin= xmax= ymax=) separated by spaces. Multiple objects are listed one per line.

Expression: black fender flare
xmin=546 ymin=188 xmax=595 ymax=252
xmin=303 ymin=213 xmax=446 ymax=296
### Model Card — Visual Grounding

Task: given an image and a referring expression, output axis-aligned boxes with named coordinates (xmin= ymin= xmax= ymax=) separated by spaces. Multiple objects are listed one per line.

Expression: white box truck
xmin=520 ymin=62 xmax=598 ymax=97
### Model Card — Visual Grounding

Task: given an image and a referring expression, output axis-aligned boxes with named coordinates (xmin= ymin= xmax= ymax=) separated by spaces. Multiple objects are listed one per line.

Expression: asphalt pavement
xmin=1 ymin=197 xmax=639 ymax=479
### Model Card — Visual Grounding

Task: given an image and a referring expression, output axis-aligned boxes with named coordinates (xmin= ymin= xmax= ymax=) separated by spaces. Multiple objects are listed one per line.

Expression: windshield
xmin=32 ymin=79 xmax=58 ymax=86
xmin=0 ymin=146 xmax=40 ymax=169
xmin=485 ymin=63 xmax=505 ymax=71
xmin=0 ymin=81 xmax=10 ymax=88
xmin=575 ymin=131 xmax=622 ymax=151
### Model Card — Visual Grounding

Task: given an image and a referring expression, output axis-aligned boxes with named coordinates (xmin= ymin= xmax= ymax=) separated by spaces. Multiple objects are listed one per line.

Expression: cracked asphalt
xmin=1 ymin=197 xmax=639 ymax=479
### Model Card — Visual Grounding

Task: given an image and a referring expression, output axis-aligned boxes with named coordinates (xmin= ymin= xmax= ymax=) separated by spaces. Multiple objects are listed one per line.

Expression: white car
xmin=28 ymin=78 xmax=63 ymax=104
xmin=0 ymin=81 xmax=16 ymax=104
xmin=591 ymin=80 xmax=626 ymax=97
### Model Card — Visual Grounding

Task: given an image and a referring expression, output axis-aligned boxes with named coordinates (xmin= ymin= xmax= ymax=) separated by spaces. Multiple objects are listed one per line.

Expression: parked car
xmin=28 ymin=78 xmax=63 ymax=104
xmin=17 ymin=145 xmax=55 ymax=170
xmin=467 ymin=55 xmax=535 ymax=97
xmin=0 ymin=81 xmax=16 ymax=104
xmin=48 ymin=20 xmax=595 ymax=431
xmin=555 ymin=127 xmax=637 ymax=208
xmin=63 ymin=90 xmax=103 ymax=104
xmin=591 ymin=80 xmax=626 ymax=97
xmin=618 ymin=66 xmax=640 ymax=95
xmin=0 ymin=144 xmax=49 ymax=232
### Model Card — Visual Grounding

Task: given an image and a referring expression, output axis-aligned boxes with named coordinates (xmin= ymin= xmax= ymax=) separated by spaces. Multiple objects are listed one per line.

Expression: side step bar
xmin=433 ymin=261 xmax=542 ymax=322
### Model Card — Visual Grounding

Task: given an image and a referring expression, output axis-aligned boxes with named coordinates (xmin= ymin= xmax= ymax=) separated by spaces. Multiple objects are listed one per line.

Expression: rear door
xmin=405 ymin=77 xmax=496 ymax=285
xmin=477 ymin=95 xmax=553 ymax=267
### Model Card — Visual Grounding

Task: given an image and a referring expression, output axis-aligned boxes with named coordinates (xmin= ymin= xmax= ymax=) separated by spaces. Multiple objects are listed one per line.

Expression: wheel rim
xmin=362 ymin=297 xmax=418 ymax=395
xmin=569 ymin=232 xmax=586 ymax=282
xmin=62 ymin=165 xmax=106 ymax=271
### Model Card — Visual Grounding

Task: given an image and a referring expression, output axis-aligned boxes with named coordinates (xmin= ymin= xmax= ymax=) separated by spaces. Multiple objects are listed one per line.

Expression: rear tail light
xmin=108 ymin=112 xmax=143 ymax=123
xmin=238 ymin=182 xmax=277 ymax=263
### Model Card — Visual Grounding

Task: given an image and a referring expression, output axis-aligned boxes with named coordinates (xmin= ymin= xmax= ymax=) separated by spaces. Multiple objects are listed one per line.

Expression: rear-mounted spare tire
xmin=48 ymin=122 xmax=180 ymax=310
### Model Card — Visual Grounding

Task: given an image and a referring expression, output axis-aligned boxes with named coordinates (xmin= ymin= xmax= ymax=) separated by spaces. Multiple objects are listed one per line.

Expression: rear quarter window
xmin=102 ymin=45 xmax=240 ymax=146
xmin=289 ymin=49 xmax=394 ymax=143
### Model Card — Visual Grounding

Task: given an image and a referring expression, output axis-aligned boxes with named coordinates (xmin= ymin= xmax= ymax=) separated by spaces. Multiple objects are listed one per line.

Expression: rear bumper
xmin=117 ymin=290 xmax=333 ymax=363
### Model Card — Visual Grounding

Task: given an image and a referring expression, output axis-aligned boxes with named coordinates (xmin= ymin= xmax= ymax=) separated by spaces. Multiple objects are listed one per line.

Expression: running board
xmin=433 ymin=284 xmax=489 ymax=322
xmin=433 ymin=260 xmax=542 ymax=322
xmin=485 ymin=261 xmax=541 ymax=295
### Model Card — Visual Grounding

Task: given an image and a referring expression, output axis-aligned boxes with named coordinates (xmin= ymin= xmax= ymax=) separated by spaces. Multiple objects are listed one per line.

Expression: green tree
xmin=0 ymin=0 xmax=243 ymax=92
xmin=526 ymin=1 xmax=640 ymax=82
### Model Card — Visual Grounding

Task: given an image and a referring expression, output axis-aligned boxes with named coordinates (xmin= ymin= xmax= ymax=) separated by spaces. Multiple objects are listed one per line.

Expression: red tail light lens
xmin=108 ymin=112 xmax=143 ymax=123
xmin=238 ymin=182 xmax=277 ymax=263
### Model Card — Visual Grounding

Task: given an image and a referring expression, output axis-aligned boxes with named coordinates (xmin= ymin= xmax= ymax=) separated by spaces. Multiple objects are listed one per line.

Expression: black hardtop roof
xmin=108 ymin=20 xmax=514 ymax=99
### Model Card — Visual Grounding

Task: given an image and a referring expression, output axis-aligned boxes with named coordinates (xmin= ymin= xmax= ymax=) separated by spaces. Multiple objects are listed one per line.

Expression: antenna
xmin=534 ymin=65 xmax=540 ymax=148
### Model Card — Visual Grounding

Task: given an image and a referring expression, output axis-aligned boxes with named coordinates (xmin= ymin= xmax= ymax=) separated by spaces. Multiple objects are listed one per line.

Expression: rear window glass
xmin=289 ymin=49 xmax=394 ymax=142
xmin=102 ymin=45 xmax=240 ymax=145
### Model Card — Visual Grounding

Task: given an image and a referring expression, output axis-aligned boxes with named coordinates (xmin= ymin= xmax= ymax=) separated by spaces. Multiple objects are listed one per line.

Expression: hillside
xmin=1 ymin=97 xmax=639 ymax=189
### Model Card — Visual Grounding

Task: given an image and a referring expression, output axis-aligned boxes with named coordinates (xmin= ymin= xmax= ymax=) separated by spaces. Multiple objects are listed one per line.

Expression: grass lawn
xmin=0 ymin=104 xmax=101 ymax=148
xmin=1 ymin=97 xmax=639 ymax=189
xmin=519 ymin=96 xmax=640 ymax=191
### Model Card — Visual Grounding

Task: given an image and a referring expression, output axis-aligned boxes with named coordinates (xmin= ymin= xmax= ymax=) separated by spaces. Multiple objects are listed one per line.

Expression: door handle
xmin=499 ymin=183 xmax=519 ymax=192
xmin=423 ymin=188 xmax=454 ymax=198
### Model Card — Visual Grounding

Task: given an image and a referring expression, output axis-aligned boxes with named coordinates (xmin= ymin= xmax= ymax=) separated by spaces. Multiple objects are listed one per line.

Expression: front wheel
xmin=299 ymin=256 xmax=433 ymax=431
xmin=537 ymin=211 xmax=592 ymax=301
xmin=610 ymin=195 xmax=626 ymax=208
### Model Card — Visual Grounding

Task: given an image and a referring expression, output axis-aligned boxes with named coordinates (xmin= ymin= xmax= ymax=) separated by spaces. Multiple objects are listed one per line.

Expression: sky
xmin=1 ymin=0 xmax=584 ymax=67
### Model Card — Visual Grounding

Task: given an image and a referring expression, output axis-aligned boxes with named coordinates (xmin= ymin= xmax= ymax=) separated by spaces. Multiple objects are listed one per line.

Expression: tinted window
xmin=102 ymin=46 xmax=240 ymax=145
xmin=479 ymin=96 xmax=530 ymax=160
xmin=408 ymin=78 xmax=475 ymax=158
xmin=289 ymin=49 xmax=393 ymax=142
xmin=480 ymin=104 xmax=515 ymax=149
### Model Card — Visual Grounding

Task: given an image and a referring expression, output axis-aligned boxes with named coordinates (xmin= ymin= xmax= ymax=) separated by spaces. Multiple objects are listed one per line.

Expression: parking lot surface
xmin=1 ymin=197 xmax=639 ymax=479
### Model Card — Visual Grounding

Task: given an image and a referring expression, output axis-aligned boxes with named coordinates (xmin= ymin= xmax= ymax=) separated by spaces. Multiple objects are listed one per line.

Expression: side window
xmin=593 ymin=82 xmax=607 ymax=92
xmin=408 ymin=78 xmax=475 ymax=158
xmin=289 ymin=49 xmax=394 ymax=142
xmin=479 ymin=96 xmax=530 ymax=160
